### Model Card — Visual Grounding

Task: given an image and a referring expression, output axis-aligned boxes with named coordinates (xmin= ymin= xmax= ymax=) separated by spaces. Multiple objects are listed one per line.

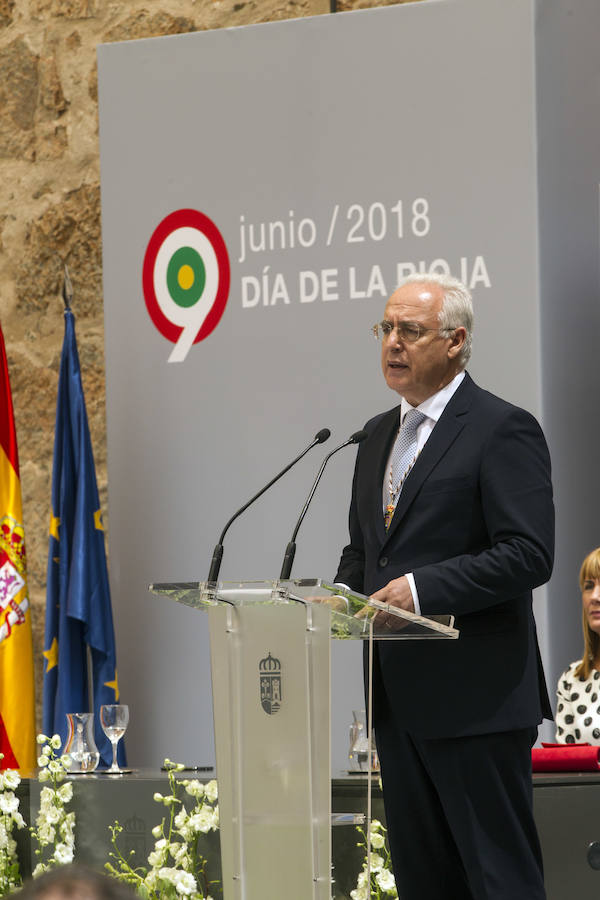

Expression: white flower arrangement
xmin=106 ymin=759 xmax=219 ymax=899
xmin=0 ymin=754 xmax=25 ymax=894
xmin=0 ymin=741 xmax=392 ymax=900
xmin=351 ymin=819 xmax=398 ymax=900
xmin=29 ymin=734 xmax=75 ymax=876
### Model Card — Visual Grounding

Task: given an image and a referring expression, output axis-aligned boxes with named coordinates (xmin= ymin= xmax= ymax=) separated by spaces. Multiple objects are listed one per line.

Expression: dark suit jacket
xmin=335 ymin=373 xmax=554 ymax=739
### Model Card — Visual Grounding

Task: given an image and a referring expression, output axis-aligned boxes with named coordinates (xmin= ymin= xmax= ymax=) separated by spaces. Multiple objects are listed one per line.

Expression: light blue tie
xmin=385 ymin=408 xmax=426 ymax=527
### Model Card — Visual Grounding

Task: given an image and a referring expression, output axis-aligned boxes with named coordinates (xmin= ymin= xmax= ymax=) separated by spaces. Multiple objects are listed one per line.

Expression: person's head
xmin=374 ymin=273 xmax=473 ymax=406
xmin=14 ymin=865 xmax=138 ymax=900
xmin=575 ymin=548 xmax=600 ymax=679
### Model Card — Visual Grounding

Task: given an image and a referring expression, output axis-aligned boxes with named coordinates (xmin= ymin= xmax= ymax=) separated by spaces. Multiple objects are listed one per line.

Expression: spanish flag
xmin=0 ymin=322 xmax=36 ymax=771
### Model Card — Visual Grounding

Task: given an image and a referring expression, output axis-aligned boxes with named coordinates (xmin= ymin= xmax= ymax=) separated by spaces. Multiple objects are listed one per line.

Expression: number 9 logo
xmin=142 ymin=209 xmax=230 ymax=363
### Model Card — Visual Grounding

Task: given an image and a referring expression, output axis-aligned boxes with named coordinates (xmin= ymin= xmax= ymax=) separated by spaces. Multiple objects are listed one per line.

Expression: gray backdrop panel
xmin=97 ymin=0 xmax=600 ymax=769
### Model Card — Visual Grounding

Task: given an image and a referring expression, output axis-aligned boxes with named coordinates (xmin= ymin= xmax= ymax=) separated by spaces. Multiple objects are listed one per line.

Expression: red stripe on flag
xmin=0 ymin=712 xmax=19 ymax=770
xmin=0 ymin=325 xmax=19 ymax=476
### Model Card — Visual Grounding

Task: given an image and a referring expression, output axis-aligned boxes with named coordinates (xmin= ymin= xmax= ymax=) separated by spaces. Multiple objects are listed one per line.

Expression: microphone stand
xmin=206 ymin=428 xmax=331 ymax=585
xmin=279 ymin=430 xmax=367 ymax=581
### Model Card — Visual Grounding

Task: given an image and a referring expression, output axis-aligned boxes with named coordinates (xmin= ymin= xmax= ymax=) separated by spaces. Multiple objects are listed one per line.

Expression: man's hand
xmin=306 ymin=594 xmax=349 ymax=613
xmin=365 ymin=576 xmax=415 ymax=632
xmin=351 ymin=576 xmax=415 ymax=629
xmin=370 ymin=576 xmax=415 ymax=613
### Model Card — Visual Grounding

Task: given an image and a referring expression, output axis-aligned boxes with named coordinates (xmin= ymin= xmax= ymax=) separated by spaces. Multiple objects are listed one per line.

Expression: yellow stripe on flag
xmin=0 ymin=443 xmax=36 ymax=771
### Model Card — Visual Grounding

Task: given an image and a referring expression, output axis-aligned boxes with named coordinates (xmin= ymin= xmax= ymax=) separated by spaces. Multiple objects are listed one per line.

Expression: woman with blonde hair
xmin=556 ymin=547 xmax=600 ymax=742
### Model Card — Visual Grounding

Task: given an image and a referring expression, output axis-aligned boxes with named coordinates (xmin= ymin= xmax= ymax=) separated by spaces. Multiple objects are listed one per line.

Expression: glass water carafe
xmin=348 ymin=709 xmax=371 ymax=771
xmin=64 ymin=712 xmax=100 ymax=772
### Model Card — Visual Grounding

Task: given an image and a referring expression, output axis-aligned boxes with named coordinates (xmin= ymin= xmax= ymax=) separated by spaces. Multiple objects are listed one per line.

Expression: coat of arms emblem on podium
xmin=259 ymin=651 xmax=282 ymax=715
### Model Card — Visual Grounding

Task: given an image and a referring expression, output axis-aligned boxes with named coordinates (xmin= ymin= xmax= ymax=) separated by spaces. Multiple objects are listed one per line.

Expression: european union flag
xmin=43 ymin=298 xmax=125 ymax=768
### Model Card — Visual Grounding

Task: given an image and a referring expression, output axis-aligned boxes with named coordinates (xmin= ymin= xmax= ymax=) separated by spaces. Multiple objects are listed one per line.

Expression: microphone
xmin=206 ymin=428 xmax=331 ymax=584
xmin=279 ymin=429 xmax=368 ymax=581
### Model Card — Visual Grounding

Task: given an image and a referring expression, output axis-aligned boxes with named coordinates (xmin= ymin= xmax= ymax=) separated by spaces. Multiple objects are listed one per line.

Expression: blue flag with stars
xmin=43 ymin=305 xmax=125 ymax=768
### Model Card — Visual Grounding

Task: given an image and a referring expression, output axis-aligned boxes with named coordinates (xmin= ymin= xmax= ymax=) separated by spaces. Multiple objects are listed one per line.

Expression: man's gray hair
xmin=401 ymin=272 xmax=473 ymax=367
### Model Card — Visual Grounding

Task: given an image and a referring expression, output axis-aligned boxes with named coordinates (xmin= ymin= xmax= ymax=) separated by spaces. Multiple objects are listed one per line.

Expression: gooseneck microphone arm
xmin=206 ymin=428 xmax=331 ymax=585
xmin=279 ymin=429 xmax=368 ymax=581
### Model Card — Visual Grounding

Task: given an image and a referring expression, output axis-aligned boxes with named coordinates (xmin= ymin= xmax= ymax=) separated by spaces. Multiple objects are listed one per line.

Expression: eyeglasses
xmin=371 ymin=320 xmax=455 ymax=343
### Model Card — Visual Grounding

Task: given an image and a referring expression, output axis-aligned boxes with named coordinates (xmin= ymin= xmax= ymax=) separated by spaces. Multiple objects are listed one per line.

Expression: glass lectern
xmin=150 ymin=578 xmax=458 ymax=900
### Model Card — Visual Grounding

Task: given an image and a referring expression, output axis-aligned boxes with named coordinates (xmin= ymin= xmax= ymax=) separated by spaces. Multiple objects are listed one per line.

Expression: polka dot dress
xmin=555 ymin=660 xmax=600 ymax=743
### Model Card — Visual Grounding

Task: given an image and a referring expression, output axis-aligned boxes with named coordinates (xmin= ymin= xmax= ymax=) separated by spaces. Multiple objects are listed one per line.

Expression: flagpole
xmin=62 ymin=264 xmax=73 ymax=309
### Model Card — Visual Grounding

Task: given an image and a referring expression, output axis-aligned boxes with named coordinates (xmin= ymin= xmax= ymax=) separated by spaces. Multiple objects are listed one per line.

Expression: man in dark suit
xmin=335 ymin=273 xmax=554 ymax=900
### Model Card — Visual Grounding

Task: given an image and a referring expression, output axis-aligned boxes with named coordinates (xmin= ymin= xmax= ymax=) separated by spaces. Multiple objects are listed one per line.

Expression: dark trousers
xmin=375 ymin=714 xmax=546 ymax=900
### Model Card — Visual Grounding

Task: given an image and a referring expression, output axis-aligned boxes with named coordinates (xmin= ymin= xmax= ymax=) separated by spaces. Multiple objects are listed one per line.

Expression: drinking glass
xmin=100 ymin=704 xmax=129 ymax=773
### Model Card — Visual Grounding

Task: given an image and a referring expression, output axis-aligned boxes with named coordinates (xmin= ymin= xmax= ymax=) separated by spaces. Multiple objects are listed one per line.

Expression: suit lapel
xmin=383 ymin=374 xmax=476 ymax=543
xmin=363 ymin=406 xmax=401 ymax=544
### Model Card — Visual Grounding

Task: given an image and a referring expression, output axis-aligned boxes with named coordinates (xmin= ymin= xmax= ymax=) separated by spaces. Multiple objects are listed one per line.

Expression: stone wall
xmin=0 ymin=0 xmax=420 ymax=729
